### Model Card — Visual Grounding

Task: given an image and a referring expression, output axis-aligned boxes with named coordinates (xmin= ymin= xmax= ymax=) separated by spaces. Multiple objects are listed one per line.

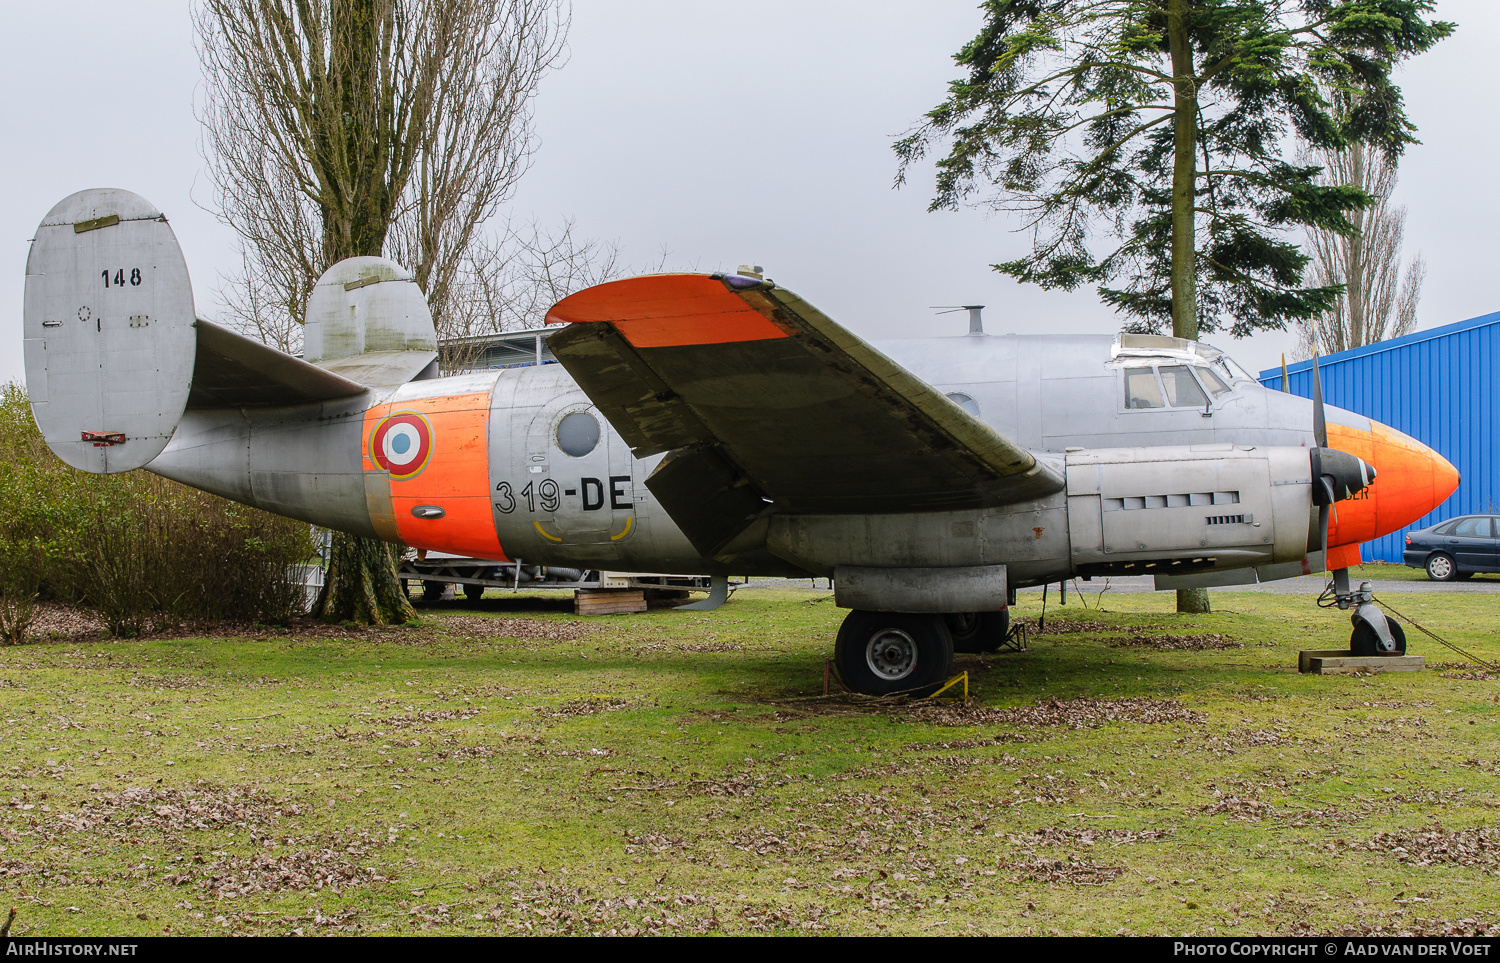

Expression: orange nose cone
xmin=1326 ymin=421 xmax=1460 ymax=549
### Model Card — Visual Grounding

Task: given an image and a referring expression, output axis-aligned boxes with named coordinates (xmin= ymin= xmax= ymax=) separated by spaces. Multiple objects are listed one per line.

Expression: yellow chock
xmin=928 ymin=671 xmax=968 ymax=702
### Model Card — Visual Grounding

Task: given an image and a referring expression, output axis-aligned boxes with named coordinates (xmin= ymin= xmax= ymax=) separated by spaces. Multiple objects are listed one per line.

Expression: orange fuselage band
xmin=363 ymin=391 xmax=507 ymax=560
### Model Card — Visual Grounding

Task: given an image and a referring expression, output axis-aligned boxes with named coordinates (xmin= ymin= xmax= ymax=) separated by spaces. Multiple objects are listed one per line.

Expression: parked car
xmin=1403 ymin=515 xmax=1500 ymax=580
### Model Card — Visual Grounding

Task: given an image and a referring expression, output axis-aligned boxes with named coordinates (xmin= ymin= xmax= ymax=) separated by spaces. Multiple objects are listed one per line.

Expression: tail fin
xmin=24 ymin=189 xmax=197 ymax=473
xmin=25 ymin=190 xmax=441 ymax=475
xmin=303 ymin=257 xmax=438 ymax=386
xmin=23 ymin=189 xmax=379 ymax=475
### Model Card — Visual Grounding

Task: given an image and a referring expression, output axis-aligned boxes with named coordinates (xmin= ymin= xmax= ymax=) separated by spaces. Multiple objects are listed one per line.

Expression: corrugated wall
xmin=1258 ymin=311 xmax=1500 ymax=563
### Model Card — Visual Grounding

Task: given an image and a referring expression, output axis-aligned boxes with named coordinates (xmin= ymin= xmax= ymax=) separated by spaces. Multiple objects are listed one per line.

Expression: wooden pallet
xmin=574 ymin=588 xmax=647 ymax=616
xmin=1299 ymin=649 xmax=1425 ymax=675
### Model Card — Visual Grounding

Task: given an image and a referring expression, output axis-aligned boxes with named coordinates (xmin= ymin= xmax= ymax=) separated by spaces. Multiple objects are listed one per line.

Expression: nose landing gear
xmin=1323 ymin=570 xmax=1406 ymax=656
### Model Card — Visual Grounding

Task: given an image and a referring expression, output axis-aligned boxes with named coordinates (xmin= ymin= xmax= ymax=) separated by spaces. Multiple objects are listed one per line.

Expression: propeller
xmin=1306 ymin=354 xmax=1400 ymax=656
xmin=1307 ymin=352 xmax=1377 ymax=562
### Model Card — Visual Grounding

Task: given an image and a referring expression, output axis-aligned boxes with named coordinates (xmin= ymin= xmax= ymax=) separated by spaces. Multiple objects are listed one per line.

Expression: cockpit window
xmin=1219 ymin=356 xmax=1256 ymax=382
xmin=1196 ymin=365 xmax=1232 ymax=398
xmin=1160 ymin=365 xmax=1209 ymax=408
xmin=1124 ymin=368 xmax=1165 ymax=408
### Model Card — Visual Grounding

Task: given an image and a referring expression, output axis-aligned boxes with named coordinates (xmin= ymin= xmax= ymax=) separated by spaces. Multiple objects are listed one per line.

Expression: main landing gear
xmin=944 ymin=608 xmax=1011 ymax=654
xmin=834 ymin=611 xmax=955 ymax=696
xmin=834 ymin=609 xmax=1011 ymax=695
xmin=1323 ymin=570 xmax=1406 ymax=657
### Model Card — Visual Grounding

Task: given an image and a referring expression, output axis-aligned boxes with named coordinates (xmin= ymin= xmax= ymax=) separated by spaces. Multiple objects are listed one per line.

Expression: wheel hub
xmin=866 ymin=628 xmax=917 ymax=680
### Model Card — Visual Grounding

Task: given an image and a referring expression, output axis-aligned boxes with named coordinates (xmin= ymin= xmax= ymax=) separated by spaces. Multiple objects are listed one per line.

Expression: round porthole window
xmin=946 ymin=392 xmax=981 ymax=417
xmin=556 ymin=411 xmax=601 ymax=457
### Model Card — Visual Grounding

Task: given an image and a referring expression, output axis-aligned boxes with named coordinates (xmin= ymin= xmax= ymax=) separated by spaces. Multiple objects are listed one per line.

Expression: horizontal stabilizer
xmin=24 ymin=188 xmax=391 ymax=475
xmin=315 ymin=349 xmax=439 ymax=388
xmin=188 ymin=319 xmax=367 ymax=408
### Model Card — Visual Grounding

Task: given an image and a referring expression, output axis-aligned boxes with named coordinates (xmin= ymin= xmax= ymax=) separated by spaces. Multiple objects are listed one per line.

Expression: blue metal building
xmin=1258 ymin=311 xmax=1500 ymax=563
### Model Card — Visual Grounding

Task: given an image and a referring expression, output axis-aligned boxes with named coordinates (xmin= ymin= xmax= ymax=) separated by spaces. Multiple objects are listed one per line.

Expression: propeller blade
xmin=1312 ymin=352 xmax=1327 ymax=449
xmin=1281 ymin=354 xmax=1290 ymax=394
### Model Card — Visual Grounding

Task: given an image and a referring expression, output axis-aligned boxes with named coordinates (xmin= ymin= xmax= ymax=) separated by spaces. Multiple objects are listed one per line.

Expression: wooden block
xmin=574 ymin=589 xmax=647 ymax=615
xmin=1299 ymin=649 xmax=1425 ymax=675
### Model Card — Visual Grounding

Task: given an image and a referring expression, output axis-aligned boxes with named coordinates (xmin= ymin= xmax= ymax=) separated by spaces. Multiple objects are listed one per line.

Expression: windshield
xmin=1217 ymin=355 xmax=1257 ymax=383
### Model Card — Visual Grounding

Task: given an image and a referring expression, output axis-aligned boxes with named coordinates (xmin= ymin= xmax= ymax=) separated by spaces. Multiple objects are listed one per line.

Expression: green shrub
xmin=0 ymin=384 xmax=314 ymax=637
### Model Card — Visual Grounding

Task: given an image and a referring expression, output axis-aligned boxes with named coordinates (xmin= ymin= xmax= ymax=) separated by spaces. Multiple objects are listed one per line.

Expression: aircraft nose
xmin=1326 ymin=421 xmax=1459 ymax=546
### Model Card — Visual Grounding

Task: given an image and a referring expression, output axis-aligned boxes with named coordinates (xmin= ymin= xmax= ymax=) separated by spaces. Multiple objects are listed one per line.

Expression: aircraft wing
xmin=546 ymin=274 xmax=1063 ymax=553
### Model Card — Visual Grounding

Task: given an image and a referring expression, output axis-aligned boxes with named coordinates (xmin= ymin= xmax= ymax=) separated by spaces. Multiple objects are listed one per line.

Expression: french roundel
xmin=370 ymin=410 xmax=434 ymax=480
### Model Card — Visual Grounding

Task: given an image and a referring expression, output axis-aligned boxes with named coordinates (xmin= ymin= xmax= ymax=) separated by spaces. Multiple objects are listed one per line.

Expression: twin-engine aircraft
xmin=24 ymin=189 xmax=1458 ymax=694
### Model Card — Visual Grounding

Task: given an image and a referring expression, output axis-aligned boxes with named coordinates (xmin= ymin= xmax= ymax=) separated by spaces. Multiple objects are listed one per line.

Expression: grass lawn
xmin=1 ymin=586 xmax=1497 ymax=936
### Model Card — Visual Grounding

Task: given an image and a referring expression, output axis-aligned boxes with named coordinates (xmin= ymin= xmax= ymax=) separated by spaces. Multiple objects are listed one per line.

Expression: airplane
xmin=22 ymin=189 xmax=1459 ymax=695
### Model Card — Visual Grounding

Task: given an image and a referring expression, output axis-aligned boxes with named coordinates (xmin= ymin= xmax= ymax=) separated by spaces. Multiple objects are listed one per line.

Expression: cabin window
xmin=1160 ymin=365 xmax=1209 ymax=407
xmin=1123 ymin=368 xmax=1164 ymax=408
xmin=945 ymin=392 xmax=981 ymax=417
xmin=556 ymin=411 xmax=601 ymax=457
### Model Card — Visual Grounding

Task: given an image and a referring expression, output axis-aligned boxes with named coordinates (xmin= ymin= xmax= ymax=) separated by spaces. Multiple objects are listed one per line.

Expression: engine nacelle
xmin=1064 ymin=446 xmax=1315 ymax=577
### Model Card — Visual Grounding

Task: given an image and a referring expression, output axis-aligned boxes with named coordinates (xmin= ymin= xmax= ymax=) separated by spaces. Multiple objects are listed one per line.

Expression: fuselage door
xmin=526 ymin=402 xmax=634 ymax=544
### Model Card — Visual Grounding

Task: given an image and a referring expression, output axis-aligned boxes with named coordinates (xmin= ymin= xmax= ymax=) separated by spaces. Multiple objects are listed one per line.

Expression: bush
xmin=0 ymin=385 xmax=314 ymax=637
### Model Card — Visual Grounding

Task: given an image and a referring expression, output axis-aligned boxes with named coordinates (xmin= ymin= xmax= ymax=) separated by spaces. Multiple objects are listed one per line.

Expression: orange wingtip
xmin=545 ymin=274 xmax=787 ymax=348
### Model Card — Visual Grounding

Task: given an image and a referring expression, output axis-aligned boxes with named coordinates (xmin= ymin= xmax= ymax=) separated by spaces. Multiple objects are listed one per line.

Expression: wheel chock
xmin=928 ymin=671 xmax=969 ymax=702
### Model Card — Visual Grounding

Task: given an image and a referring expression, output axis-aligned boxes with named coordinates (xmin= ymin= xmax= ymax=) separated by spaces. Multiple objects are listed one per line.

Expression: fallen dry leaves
xmin=909 ymin=696 xmax=1205 ymax=729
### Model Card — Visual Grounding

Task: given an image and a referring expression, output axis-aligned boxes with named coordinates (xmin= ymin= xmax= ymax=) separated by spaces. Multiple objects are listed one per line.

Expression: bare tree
xmin=198 ymin=0 xmax=568 ymax=348
xmin=196 ymin=0 xmax=569 ymax=623
xmin=1298 ymin=142 xmax=1426 ymax=358
xmin=433 ymin=218 xmax=663 ymax=373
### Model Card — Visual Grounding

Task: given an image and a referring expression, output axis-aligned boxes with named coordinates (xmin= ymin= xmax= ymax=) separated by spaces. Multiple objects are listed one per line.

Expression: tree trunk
xmin=311 ymin=0 xmax=412 ymax=626
xmin=313 ymin=531 xmax=414 ymax=624
xmin=1167 ymin=0 xmax=1198 ymax=345
xmin=1168 ymin=0 xmax=1209 ymax=616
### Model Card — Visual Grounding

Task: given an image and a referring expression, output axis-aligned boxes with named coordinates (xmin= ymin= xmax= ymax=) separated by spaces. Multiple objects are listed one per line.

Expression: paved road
xmin=1023 ymin=574 xmax=1500 ymax=596
xmin=740 ymin=574 xmax=1500 ymax=596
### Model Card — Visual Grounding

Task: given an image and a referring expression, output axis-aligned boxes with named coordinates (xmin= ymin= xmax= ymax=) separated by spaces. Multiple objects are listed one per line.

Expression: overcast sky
xmin=4 ymin=0 xmax=1495 ymax=389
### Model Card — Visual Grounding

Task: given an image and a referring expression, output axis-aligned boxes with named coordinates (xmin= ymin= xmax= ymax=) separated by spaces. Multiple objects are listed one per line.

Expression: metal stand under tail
xmin=676 ymin=575 xmax=729 ymax=611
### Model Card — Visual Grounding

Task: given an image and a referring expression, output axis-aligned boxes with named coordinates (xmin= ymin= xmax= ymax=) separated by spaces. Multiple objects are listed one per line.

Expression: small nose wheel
xmin=1352 ymin=617 xmax=1406 ymax=657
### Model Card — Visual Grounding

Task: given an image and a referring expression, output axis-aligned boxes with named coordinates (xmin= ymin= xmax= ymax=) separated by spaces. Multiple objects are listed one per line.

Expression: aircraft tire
xmin=1351 ymin=619 xmax=1406 ymax=657
xmin=835 ymin=611 xmax=954 ymax=696
xmin=946 ymin=609 xmax=1010 ymax=654
xmin=422 ymin=580 xmax=445 ymax=603
xmin=463 ymin=583 xmax=485 ymax=601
